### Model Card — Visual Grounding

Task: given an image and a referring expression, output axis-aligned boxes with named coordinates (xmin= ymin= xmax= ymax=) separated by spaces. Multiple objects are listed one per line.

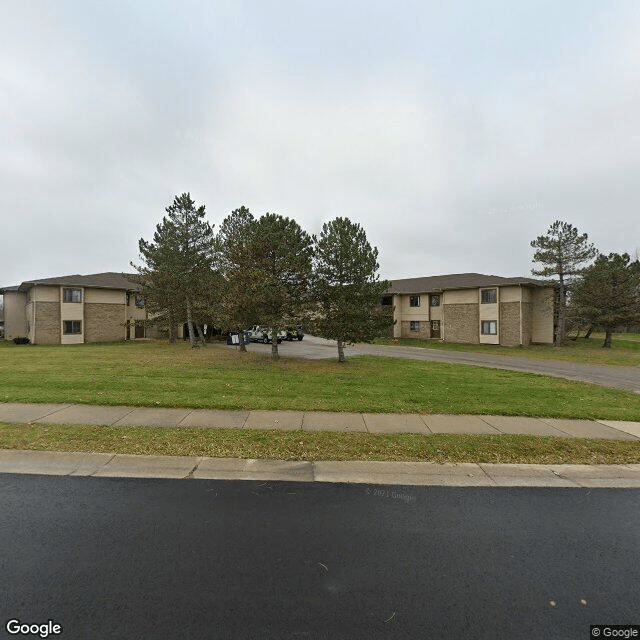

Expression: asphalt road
xmin=2 ymin=474 xmax=639 ymax=639
xmin=242 ymin=336 xmax=640 ymax=394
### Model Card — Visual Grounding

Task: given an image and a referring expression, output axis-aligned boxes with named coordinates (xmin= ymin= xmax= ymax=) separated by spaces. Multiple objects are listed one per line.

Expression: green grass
xmin=2 ymin=422 xmax=639 ymax=464
xmin=1 ymin=340 xmax=640 ymax=420
xmin=374 ymin=332 xmax=640 ymax=366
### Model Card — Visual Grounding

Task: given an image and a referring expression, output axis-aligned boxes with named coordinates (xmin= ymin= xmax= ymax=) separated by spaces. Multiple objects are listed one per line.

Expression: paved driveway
xmin=240 ymin=336 xmax=640 ymax=394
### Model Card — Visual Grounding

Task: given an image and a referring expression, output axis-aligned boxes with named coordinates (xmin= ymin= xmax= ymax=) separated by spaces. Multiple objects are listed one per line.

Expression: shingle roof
xmin=1 ymin=272 xmax=142 ymax=293
xmin=387 ymin=273 xmax=553 ymax=294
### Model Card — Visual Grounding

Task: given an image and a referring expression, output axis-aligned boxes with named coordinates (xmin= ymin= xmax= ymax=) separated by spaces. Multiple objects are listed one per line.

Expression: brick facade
xmin=521 ymin=302 xmax=532 ymax=346
xmin=499 ymin=302 xmax=521 ymax=346
xmin=35 ymin=302 xmax=61 ymax=344
xmin=85 ymin=303 xmax=126 ymax=342
xmin=443 ymin=304 xmax=479 ymax=343
xmin=401 ymin=320 xmax=431 ymax=339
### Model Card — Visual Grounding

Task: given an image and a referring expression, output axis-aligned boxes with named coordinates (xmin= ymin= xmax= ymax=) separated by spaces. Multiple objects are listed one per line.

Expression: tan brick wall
xmin=85 ymin=303 xmax=126 ymax=342
xmin=401 ymin=320 xmax=431 ymax=339
xmin=443 ymin=304 xmax=479 ymax=343
xmin=521 ymin=302 xmax=532 ymax=346
xmin=35 ymin=302 xmax=61 ymax=344
xmin=499 ymin=302 xmax=521 ymax=346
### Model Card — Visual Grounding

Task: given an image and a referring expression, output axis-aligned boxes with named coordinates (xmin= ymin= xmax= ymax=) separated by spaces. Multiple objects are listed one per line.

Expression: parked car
xmin=247 ymin=326 xmax=285 ymax=344
xmin=225 ymin=330 xmax=252 ymax=345
xmin=284 ymin=325 xmax=304 ymax=341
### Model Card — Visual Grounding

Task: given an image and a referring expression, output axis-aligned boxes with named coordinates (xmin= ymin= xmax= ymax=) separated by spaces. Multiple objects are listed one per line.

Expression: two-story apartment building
xmin=1 ymin=273 xmax=152 ymax=344
xmin=387 ymin=273 xmax=555 ymax=346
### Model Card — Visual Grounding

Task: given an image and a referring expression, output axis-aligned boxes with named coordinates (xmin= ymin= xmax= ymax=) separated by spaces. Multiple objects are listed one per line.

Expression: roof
xmin=387 ymin=273 xmax=553 ymax=294
xmin=1 ymin=272 xmax=142 ymax=294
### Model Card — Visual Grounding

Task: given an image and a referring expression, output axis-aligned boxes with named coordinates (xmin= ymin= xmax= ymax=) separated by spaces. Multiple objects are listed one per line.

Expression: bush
xmin=12 ymin=336 xmax=30 ymax=345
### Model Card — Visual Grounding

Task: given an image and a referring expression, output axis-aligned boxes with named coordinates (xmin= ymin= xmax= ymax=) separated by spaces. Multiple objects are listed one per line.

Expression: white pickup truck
xmin=247 ymin=326 xmax=286 ymax=344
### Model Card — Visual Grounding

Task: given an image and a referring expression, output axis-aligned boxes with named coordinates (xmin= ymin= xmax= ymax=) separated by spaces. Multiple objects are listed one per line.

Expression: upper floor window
xmin=430 ymin=294 xmax=440 ymax=307
xmin=63 ymin=288 xmax=82 ymax=303
xmin=135 ymin=295 xmax=145 ymax=308
xmin=380 ymin=296 xmax=393 ymax=306
xmin=409 ymin=295 xmax=421 ymax=307
xmin=481 ymin=289 xmax=497 ymax=304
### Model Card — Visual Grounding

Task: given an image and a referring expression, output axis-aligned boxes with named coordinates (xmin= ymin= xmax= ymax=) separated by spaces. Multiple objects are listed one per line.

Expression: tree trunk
xmin=195 ymin=324 xmax=206 ymax=345
xmin=168 ymin=309 xmax=176 ymax=343
xmin=602 ymin=328 xmax=613 ymax=348
xmin=337 ymin=339 xmax=347 ymax=363
xmin=583 ymin=324 xmax=593 ymax=340
xmin=238 ymin=329 xmax=247 ymax=352
xmin=271 ymin=327 xmax=279 ymax=359
xmin=186 ymin=300 xmax=196 ymax=348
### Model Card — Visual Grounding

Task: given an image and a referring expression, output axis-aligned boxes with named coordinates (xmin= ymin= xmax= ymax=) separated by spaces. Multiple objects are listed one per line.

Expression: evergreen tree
xmin=570 ymin=252 xmax=640 ymax=348
xmin=312 ymin=217 xmax=392 ymax=362
xmin=215 ymin=206 xmax=257 ymax=352
xmin=530 ymin=220 xmax=597 ymax=345
xmin=247 ymin=213 xmax=314 ymax=359
xmin=132 ymin=193 xmax=216 ymax=347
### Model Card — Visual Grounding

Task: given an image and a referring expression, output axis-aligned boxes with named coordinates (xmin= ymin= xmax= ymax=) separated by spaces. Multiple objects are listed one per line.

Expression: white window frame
xmin=480 ymin=288 xmax=497 ymax=304
xmin=63 ymin=320 xmax=82 ymax=335
xmin=409 ymin=295 xmax=421 ymax=308
xmin=63 ymin=288 xmax=82 ymax=303
xmin=481 ymin=320 xmax=497 ymax=335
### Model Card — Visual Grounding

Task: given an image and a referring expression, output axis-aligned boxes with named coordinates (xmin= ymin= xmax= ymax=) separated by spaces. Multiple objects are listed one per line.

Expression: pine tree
xmin=246 ymin=213 xmax=314 ymax=359
xmin=570 ymin=253 xmax=640 ymax=348
xmin=312 ymin=217 xmax=392 ymax=362
xmin=132 ymin=193 xmax=215 ymax=347
xmin=530 ymin=220 xmax=597 ymax=345
xmin=215 ymin=206 xmax=257 ymax=352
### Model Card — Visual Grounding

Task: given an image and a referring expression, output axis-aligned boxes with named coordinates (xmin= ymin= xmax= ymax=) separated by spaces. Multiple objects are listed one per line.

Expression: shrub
xmin=12 ymin=336 xmax=30 ymax=345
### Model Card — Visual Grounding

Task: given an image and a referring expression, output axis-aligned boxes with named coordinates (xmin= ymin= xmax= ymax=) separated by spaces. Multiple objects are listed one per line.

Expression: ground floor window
xmin=63 ymin=320 xmax=82 ymax=334
xmin=481 ymin=320 xmax=497 ymax=335
xmin=410 ymin=321 xmax=420 ymax=331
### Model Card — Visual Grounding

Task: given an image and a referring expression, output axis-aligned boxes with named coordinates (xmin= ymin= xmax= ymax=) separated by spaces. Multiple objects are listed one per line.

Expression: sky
xmin=2 ymin=0 xmax=640 ymax=287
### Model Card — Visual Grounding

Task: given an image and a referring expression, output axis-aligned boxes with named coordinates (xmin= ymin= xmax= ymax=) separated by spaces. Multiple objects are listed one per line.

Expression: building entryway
xmin=430 ymin=320 xmax=441 ymax=339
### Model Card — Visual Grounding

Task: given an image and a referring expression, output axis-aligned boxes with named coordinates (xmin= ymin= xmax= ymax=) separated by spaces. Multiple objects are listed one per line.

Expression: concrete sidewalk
xmin=1 ymin=402 xmax=640 ymax=439
xmin=2 ymin=403 xmax=639 ymax=487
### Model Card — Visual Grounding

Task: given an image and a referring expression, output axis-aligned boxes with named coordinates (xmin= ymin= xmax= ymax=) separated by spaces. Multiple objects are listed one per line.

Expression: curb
xmin=2 ymin=449 xmax=640 ymax=487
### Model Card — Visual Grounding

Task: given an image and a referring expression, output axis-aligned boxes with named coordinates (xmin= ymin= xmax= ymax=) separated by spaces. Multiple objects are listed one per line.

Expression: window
xmin=63 ymin=320 xmax=82 ymax=334
xmin=409 ymin=295 xmax=420 ymax=307
xmin=135 ymin=295 xmax=145 ymax=308
xmin=481 ymin=320 xmax=497 ymax=335
xmin=481 ymin=289 xmax=497 ymax=304
xmin=430 ymin=294 xmax=440 ymax=307
xmin=63 ymin=288 xmax=82 ymax=303
xmin=410 ymin=321 xmax=420 ymax=331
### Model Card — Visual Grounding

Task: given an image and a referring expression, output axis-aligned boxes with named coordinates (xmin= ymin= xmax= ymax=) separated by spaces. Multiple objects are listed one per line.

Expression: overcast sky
xmin=2 ymin=1 xmax=639 ymax=287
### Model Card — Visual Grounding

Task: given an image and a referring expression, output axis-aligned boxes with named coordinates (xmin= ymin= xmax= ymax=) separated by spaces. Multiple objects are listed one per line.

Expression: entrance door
xmin=134 ymin=323 xmax=146 ymax=339
xmin=430 ymin=320 xmax=441 ymax=339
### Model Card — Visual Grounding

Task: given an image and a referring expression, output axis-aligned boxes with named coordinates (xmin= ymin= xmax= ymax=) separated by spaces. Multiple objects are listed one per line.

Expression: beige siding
xmin=3 ymin=291 xmax=28 ymax=340
xmin=33 ymin=285 xmax=60 ymax=303
xmin=85 ymin=288 xmax=125 ymax=304
xmin=531 ymin=287 xmax=554 ymax=344
xmin=444 ymin=289 xmax=476 ymax=304
xmin=500 ymin=286 xmax=521 ymax=303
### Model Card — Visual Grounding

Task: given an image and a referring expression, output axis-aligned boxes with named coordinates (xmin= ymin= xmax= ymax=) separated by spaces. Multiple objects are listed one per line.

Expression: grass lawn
xmin=1 ymin=340 xmax=640 ymax=420
xmin=374 ymin=332 xmax=640 ymax=366
xmin=2 ymin=422 xmax=639 ymax=465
